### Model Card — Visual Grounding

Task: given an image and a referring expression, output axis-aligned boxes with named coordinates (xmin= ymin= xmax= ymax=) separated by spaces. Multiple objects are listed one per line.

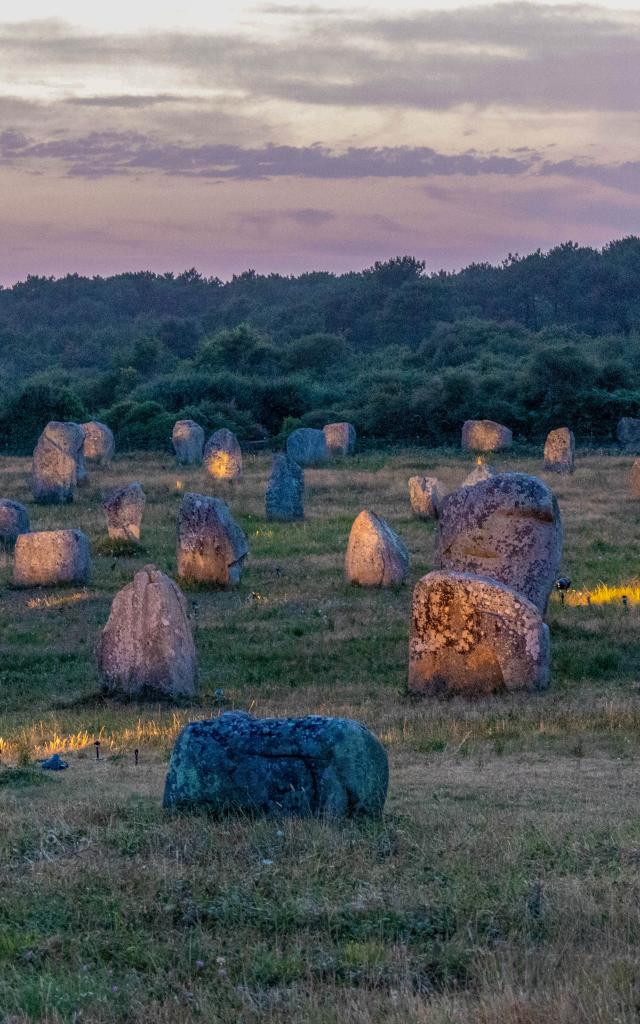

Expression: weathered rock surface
xmin=97 ymin=565 xmax=197 ymax=699
xmin=544 ymin=427 xmax=575 ymax=474
xmin=408 ymin=476 xmax=443 ymax=519
xmin=81 ymin=421 xmax=115 ymax=465
xmin=163 ymin=712 xmax=388 ymax=817
xmin=172 ymin=419 xmax=205 ymax=465
xmin=345 ymin=510 xmax=409 ymax=586
xmin=630 ymin=459 xmax=640 ymax=498
xmin=102 ymin=482 xmax=145 ymax=542
xmin=462 ymin=462 xmax=495 ymax=487
xmin=323 ymin=422 xmax=356 ymax=455
xmin=13 ymin=529 xmax=90 ymax=586
xmin=204 ymin=428 xmax=243 ymax=480
xmin=0 ymin=500 xmax=29 ymax=545
xmin=265 ymin=454 xmax=304 ymax=521
xmin=408 ymin=570 xmax=550 ymax=696
xmin=461 ymin=420 xmax=513 ymax=452
xmin=31 ymin=421 xmax=86 ymax=504
xmin=286 ymin=428 xmax=329 ymax=466
xmin=617 ymin=417 xmax=640 ymax=452
xmin=435 ymin=472 xmax=562 ymax=613
xmin=177 ymin=492 xmax=248 ymax=586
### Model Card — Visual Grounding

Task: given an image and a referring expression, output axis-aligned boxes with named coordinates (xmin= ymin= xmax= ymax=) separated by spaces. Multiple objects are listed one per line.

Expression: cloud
xmin=66 ymin=94 xmax=194 ymax=108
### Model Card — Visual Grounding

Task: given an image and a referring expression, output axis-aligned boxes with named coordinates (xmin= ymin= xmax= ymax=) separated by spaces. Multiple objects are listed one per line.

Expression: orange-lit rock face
xmin=461 ymin=462 xmax=495 ymax=488
xmin=408 ymin=570 xmax=550 ymax=697
xmin=97 ymin=564 xmax=197 ymax=699
xmin=177 ymin=492 xmax=248 ymax=586
xmin=461 ymin=420 xmax=512 ymax=452
xmin=172 ymin=419 xmax=205 ymax=466
xmin=543 ymin=427 xmax=575 ymax=474
xmin=408 ymin=476 xmax=443 ymax=520
xmin=204 ymin=428 xmax=243 ymax=481
xmin=102 ymin=482 xmax=145 ymax=542
xmin=631 ymin=459 xmax=640 ymax=498
xmin=31 ymin=421 xmax=86 ymax=504
xmin=81 ymin=421 xmax=115 ymax=465
xmin=345 ymin=510 xmax=409 ymax=587
xmin=323 ymin=422 xmax=356 ymax=456
xmin=13 ymin=529 xmax=91 ymax=587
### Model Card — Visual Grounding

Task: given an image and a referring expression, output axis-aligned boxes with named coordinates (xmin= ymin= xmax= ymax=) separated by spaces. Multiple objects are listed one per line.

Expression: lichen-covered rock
xmin=172 ymin=419 xmax=205 ymax=465
xmin=163 ymin=712 xmax=388 ymax=818
xmin=286 ymin=428 xmax=329 ymax=466
xmin=435 ymin=472 xmax=562 ymax=613
xmin=345 ymin=510 xmax=409 ymax=587
xmin=177 ymin=492 xmax=248 ymax=586
xmin=204 ymin=428 xmax=243 ymax=481
xmin=408 ymin=570 xmax=550 ymax=696
xmin=0 ymin=500 xmax=29 ymax=545
xmin=102 ymin=482 xmax=145 ymax=542
xmin=13 ymin=529 xmax=90 ymax=586
xmin=544 ymin=427 xmax=575 ymax=474
xmin=461 ymin=420 xmax=512 ymax=452
xmin=31 ymin=421 xmax=86 ymax=504
xmin=630 ymin=459 xmax=640 ymax=498
xmin=265 ymin=454 xmax=304 ymax=521
xmin=408 ymin=476 xmax=443 ymax=519
xmin=461 ymin=462 xmax=495 ymax=487
xmin=81 ymin=421 xmax=115 ymax=465
xmin=617 ymin=418 xmax=640 ymax=452
xmin=97 ymin=565 xmax=197 ymax=699
xmin=323 ymin=422 xmax=356 ymax=455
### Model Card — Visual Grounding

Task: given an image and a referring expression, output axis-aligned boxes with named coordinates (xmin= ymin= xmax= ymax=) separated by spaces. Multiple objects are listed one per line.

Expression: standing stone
xmin=0 ymin=500 xmax=29 ymax=545
xmin=266 ymin=454 xmax=304 ymax=521
xmin=286 ymin=428 xmax=329 ymax=466
xmin=435 ymin=472 xmax=562 ymax=613
xmin=163 ymin=712 xmax=388 ymax=818
xmin=408 ymin=476 xmax=443 ymax=520
xmin=630 ymin=459 xmax=640 ymax=498
xmin=204 ymin=428 xmax=243 ymax=481
xmin=172 ymin=419 xmax=205 ymax=466
xmin=102 ymin=483 xmax=145 ymax=543
xmin=462 ymin=461 xmax=495 ymax=487
xmin=31 ymin=421 xmax=86 ymax=504
xmin=177 ymin=492 xmax=248 ymax=586
xmin=97 ymin=565 xmax=197 ymax=699
xmin=81 ymin=421 xmax=115 ymax=465
xmin=13 ymin=529 xmax=90 ymax=587
xmin=345 ymin=510 xmax=409 ymax=587
xmin=617 ymin=418 xmax=640 ymax=452
xmin=323 ymin=422 xmax=356 ymax=456
xmin=461 ymin=420 xmax=513 ymax=452
xmin=408 ymin=570 xmax=550 ymax=696
xmin=544 ymin=427 xmax=575 ymax=474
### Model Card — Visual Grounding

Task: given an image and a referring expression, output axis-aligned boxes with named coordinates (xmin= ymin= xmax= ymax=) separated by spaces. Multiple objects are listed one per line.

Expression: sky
xmin=1 ymin=0 xmax=640 ymax=283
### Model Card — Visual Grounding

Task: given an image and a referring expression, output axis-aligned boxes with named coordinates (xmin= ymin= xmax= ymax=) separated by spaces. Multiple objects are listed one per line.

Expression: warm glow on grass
xmin=26 ymin=590 xmax=91 ymax=610
xmin=564 ymin=583 xmax=640 ymax=607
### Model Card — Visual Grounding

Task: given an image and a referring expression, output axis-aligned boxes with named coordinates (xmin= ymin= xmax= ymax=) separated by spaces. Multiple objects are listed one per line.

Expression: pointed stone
xmin=345 ymin=510 xmax=409 ymax=587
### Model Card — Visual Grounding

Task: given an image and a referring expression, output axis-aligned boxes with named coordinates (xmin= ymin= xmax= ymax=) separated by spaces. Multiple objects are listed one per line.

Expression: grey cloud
xmin=66 ymin=94 xmax=194 ymax=108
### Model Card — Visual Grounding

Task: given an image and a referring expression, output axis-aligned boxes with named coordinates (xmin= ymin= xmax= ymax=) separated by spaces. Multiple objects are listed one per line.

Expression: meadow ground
xmin=1 ymin=447 xmax=640 ymax=1023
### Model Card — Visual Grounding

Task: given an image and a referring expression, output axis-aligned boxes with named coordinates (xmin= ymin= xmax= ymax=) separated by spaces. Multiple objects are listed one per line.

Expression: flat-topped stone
xmin=102 ymin=482 xmax=145 ymax=542
xmin=345 ymin=510 xmax=409 ymax=587
xmin=461 ymin=420 xmax=512 ymax=452
xmin=0 ymin=500 xmax=29 ymax=545
xmin=177 ymin=492 xmax=248 ymax=586
xmin=266 ymin=454 xmax=304 ymax=521
xmin=544 ymin=427 xmax=575 ymax=474
xmin=13 ymin=529 xmax=90 ymax=587
xmin=81 ymin=421 xmax=115 ymax=465
xmin=286 ymin=428 xmax=329 ymax=466
xmin=31 ymin=421 xmax=86 ymax=504
xmin=172 ymin=419 xmax=205 ymax=465
xmin=408 ymin=476 xmax=443 ymax=519
xmin=323 ymin=422 xmax=356 ymax=456
xmin=204 ymin=428 xmax=243 ymax=481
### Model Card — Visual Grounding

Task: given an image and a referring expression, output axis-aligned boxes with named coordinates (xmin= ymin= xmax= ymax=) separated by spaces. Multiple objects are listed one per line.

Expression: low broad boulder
xmin=172 ymin=419 xmax=205 ymax=465
xmin=177 ymin=492 xmax=248 ymax=586
xmin=435 ymin=472 xmax=562 ymax=613
xmin=408 ymin=476 xmax=443 ymax=520
xmin=323 ymin=422 xmax=356 ymax=455
xmin=163 ymin=712 xmax=388 ymax=818
xmin=286 ymin=428 xmax=329 ymax=466
xmin=461 ymin=420 xmax=512 ymax=452
xmin=345 ymin=510 xmax=409 ymax=587
xmin=97 ymin=565 xmax=197 ymax=699
xmin=13 ymin=529 xmax=90 ymax=587
xmin=0 ymin=500 xmax=29 ymax=545
xmin=408 ymin=570 xmax=550 ymax=696
xmin=266 ymin=454 xmax=304 ymax=521
xmin=102 ymin=482 xmax=145 ymax=542
xmin=204 ymin=428 xmax=243 ymax=481
xmin=81 ymin=421 xmax=115 ymax=465
xmin=31 ymin=421 xmax=86 ymax=504
xmin=544 ymin=427 xmax=575 ymax=474
xmin=617 ymin=417 xmax=640 ymax=452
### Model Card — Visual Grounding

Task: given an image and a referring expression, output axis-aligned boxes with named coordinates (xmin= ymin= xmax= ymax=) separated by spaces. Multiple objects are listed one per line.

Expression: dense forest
xmin=2 ymin=237 xmax=640 ymax=454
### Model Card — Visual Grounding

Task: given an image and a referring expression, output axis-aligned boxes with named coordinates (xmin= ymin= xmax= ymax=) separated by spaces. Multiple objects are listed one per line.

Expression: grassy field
xmin=1 ymin=447 xmax=640 ymax=1023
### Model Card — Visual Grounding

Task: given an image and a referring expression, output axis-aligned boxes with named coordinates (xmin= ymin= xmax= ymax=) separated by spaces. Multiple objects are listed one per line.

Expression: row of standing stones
xmin=0 ymin=414 xmax=636 ymax=816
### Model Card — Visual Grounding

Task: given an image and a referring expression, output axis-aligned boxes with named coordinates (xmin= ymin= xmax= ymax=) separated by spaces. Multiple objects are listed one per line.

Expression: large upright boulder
xmin=13 ymin=529 xmax=90 ymax=587
xmin=617 ymin=418 xmax=640 ymax=452
xmin=323 ymin=422 xmax=356 ymax=456
xmin=31 ymin=421 xmax=86 ymax=504
xmin=461 ymin=420 xmax=512 ymax=452
xmin=0 ymin=500 xmax=29 ymax=546
xmin=102 ymin=482 xmax=145 ymax=542
xmin=204 ymin=428 xmax=243 ymax=481
xmin=286 ymin=428 xmax=329 ymax=466
xmin=172 ymin=419 xmax=205 ymax=466
xmin=163 ymin=712 xmax=388 ymax=818
xmin=97 ymin=565 xmax=197 ymax=699
xmin=408 ymin=476 xmax=443 ymax=520
xmin=81 ymin=421 xmax=115 ymax=465
xmin=266 ymin=454 xmax=304 ymax=521
xmin=544 ymin=427 xmax=575 ymax=474
xmin=345 ymin=510 xmax=409 ymax=587
xmin=177 ymin=492 xmax=248 ymax=586
xmin=435 ymin=472 xmax=562 ymax=613
xmin=408 ymin=570 xmax=550 ymax=696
